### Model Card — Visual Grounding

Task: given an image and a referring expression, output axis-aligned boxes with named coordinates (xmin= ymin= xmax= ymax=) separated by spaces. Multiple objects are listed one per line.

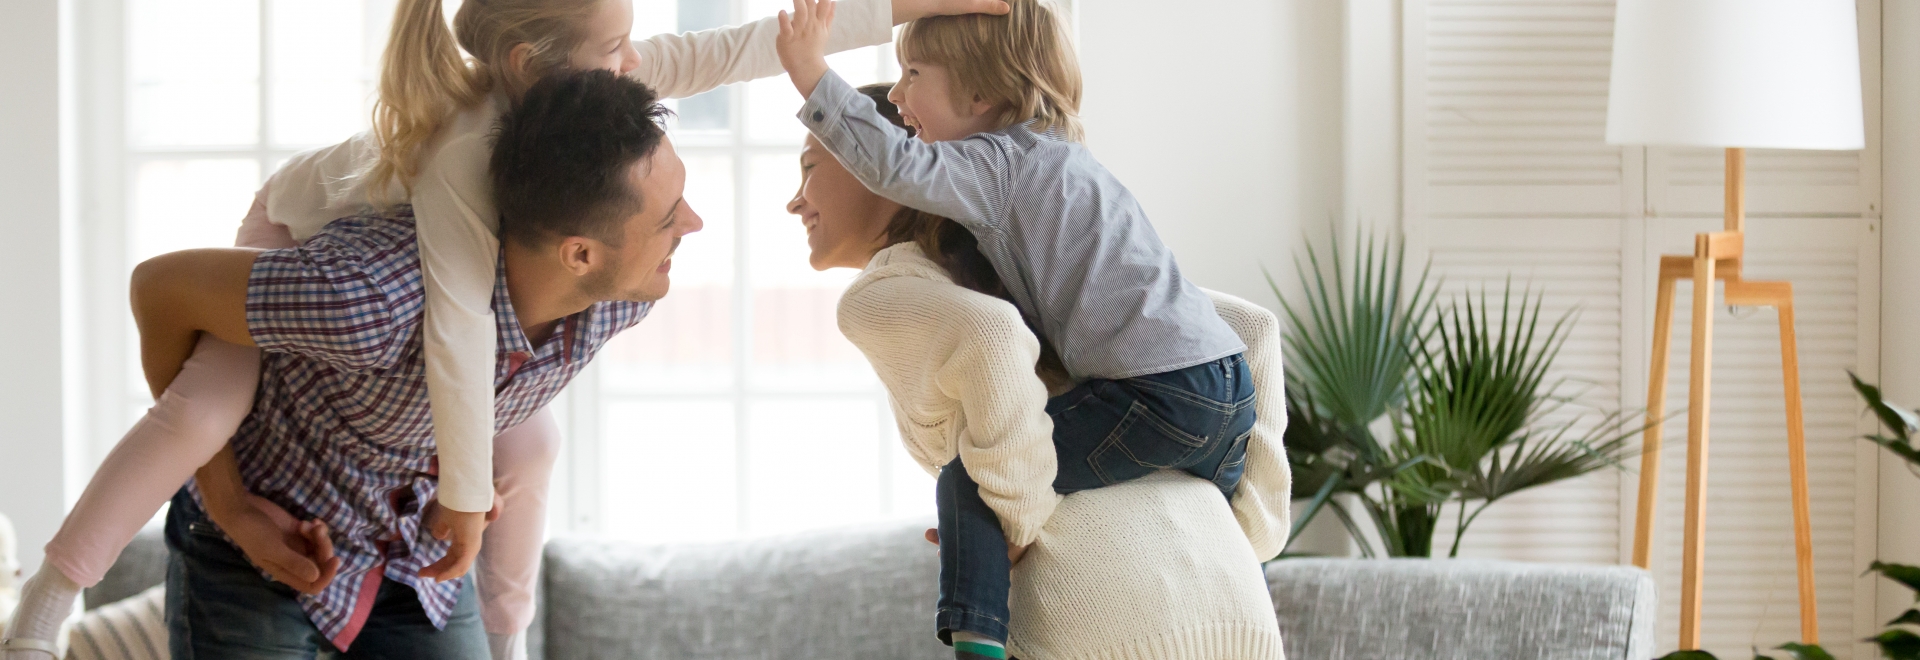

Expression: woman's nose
xmin=787 ymin=191 xmax=805 ymax=215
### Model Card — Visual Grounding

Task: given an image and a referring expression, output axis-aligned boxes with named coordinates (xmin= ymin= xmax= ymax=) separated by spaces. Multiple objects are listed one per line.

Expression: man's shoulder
xmin=305 ymin=207 xmax=421 ymax=249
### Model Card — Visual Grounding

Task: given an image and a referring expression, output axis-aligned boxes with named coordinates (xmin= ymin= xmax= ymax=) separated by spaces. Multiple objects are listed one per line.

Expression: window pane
xmin=129 ymin=0 xmax=260 ymax=147
xmin=745 ymin=47 xmax=890 ymax=144
xmin=599 ymin=399 xmax=738 ymax=543
xmin=631 ymin=0 xmax=677 ymax=43
xmin=598 ymin=154 xmax=736 ymax=394
xmin=744 ymin=399 xmax=882 ymax=535
xmin=269 ymin=0 xmax=379 ymax=147
xmin=744 ymin=154 xmax=874 ymax=391
xmin=889 ymin=439 xmax=937 ymax=518
xmin=130 ymin=159 xmax=260 ymax=262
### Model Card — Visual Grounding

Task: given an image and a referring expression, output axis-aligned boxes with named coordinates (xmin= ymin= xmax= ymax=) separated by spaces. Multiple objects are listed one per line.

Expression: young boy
xmin=777 ymin=2 xmax=1267 ymax=658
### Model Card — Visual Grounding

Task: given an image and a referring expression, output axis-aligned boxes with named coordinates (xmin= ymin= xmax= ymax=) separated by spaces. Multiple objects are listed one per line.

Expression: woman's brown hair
xmin=856 ymin=83 xmax=1069 ymax=383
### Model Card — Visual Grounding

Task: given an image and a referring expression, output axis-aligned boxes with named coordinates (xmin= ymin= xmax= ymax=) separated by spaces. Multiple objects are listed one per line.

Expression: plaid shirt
xmin=188 ymin=209 xmax=648 ymax=649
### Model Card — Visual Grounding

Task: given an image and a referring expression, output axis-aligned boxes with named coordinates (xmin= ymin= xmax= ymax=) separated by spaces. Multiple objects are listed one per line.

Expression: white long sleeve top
xmin=838 ymin=243 xmax=1292 ymax=658
xmin=837 ymin=242 xmax=1293 ymax=556
xmin=252 ymin=0 xmax=892 ymax=513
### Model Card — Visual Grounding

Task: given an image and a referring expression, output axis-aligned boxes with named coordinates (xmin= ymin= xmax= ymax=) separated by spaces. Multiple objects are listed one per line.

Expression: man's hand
xmin=215 ymin=495 xmax=341 ymax=594
xmin=891 ymin=0 xmax=1010 ymax=24
xmin=778 ymin=0 xmax=837 ymax=99
xmin=922 ymin=528 xmax=1032 ymax=565
xmin=417 ymin=494 xmax=501 ymax=582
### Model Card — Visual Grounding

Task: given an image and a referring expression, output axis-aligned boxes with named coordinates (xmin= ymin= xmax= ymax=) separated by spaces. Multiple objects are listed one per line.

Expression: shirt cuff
xmin=798 ymin=70 xmax=872 ymax=166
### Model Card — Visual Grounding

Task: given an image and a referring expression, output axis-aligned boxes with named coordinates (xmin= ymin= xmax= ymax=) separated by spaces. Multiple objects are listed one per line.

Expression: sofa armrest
xmin=1265 ymin=558 xmax=1657 ymax=660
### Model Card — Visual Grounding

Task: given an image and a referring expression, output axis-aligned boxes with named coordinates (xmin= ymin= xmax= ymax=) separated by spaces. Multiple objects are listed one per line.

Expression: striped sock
xmin=951 ymin=631 xmax=1007 ymax=659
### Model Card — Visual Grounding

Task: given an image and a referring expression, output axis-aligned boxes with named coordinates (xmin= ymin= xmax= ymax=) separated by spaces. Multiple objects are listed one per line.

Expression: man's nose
xmin=678 ymin=203 xmax=705 ymax=234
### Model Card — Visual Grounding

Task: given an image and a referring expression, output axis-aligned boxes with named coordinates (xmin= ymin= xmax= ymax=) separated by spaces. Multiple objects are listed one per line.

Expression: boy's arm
xmin=634 ymin=0 xmax=1009 ymax=100
xmin=779 ymin=0 xmax=1013 ymax=229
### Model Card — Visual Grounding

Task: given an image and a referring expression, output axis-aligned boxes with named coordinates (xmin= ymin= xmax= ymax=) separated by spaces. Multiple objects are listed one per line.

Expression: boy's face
xmin=888 ymin=59 xmax=999 ymax=142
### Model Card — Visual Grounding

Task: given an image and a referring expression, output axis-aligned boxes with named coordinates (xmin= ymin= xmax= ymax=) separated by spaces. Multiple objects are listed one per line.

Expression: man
xmin=124 ymin=70 xmax=696 ymax=658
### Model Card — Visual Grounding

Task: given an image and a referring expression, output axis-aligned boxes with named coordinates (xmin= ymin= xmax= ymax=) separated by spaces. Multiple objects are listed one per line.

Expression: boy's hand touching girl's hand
xmin=777 ymin=0 xmax=837 ymax=98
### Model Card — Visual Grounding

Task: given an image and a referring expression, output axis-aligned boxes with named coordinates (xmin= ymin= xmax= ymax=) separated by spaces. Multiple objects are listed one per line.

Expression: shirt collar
xmin=490 ymin=255 xmax=584 ymax=364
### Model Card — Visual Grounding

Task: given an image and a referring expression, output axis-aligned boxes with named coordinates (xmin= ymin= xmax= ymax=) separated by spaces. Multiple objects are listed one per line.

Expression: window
xmin=92 ymin=0 xmax=930 ymax=542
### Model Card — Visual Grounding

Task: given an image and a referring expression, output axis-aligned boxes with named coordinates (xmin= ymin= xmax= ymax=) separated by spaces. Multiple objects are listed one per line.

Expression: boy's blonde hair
xmin=369 ymin=0 xmax=601 ymax=205
xmin=897 ymin=0 xmax=1083 ymax=141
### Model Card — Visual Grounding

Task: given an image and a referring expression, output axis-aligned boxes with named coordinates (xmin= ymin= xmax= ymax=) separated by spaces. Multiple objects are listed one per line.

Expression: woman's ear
xmin=507 ymin=42 xmax=536 ymax=81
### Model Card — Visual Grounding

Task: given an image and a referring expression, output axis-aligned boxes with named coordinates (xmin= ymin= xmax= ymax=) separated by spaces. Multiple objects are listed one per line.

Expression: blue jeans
xmin=934 ymin=354 xmax=1256 ymax=644
xmin=163 ymin=490 xmax=487 ymax=660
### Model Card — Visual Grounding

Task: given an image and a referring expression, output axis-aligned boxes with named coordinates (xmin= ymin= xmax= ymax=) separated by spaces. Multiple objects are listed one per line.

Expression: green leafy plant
xmin=1654 ymin=377 xmax=1920 ymax=660
xmin=1273 ymin=232 xmax=1643 ymax=558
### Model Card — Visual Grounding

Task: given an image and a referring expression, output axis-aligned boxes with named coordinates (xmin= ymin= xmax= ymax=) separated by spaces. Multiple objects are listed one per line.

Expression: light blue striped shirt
xmin=800 ymin=70 xmax=1245 ymax=380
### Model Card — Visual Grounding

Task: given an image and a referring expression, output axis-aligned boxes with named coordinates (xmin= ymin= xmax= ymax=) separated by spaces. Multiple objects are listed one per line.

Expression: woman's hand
xmin=923 ymin=528 xmax=1032 ymax=565
xmin=777 ymin=0 xmax=837 ymax=98
xmin=891 ymin=0 xmax=1011 ymax=24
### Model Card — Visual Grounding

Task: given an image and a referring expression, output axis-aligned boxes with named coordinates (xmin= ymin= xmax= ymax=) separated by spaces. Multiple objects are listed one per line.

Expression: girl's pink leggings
xmin=41 ymin=190 xmax=552 ymax=636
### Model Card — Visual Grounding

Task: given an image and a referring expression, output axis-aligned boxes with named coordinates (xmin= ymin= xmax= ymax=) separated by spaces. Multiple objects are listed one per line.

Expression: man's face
xmin=582 ymin=138 xmax=700 ymax=303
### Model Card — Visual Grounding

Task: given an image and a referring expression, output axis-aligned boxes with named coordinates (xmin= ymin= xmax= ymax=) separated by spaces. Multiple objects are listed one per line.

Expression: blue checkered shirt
xmin=187 ymin=209 xmax=648 ymax=648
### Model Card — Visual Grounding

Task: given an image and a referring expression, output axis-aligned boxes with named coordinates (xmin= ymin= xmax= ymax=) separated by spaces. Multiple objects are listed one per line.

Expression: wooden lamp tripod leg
xmin=1679 ymin=239 xmax=1717 ymax=650
xmin=1633 ymin=261 xmax=1683 ymax=569
xmin=1774 ymin=288 xmax=1819 ymax=644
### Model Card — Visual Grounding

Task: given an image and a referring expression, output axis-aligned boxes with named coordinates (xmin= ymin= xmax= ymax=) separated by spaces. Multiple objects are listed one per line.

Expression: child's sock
xmin=951 ymin=630 xmax=1007 ymax=660
xmin=3 ymin=567 xmax=79 ymax=659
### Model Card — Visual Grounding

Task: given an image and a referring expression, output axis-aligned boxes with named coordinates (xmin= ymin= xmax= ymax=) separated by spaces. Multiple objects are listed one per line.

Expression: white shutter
xmin=1402 ymin=1 xmax=1881 ymax=657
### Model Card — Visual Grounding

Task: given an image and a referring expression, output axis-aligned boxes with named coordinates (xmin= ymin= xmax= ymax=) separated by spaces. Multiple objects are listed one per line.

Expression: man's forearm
xmin=130 ymin=248 xmax=261 ymax=397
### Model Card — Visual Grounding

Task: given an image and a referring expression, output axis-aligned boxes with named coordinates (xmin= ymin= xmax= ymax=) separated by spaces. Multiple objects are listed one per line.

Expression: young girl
xmin=0 ymin=0 xmax=1004 ymax=657
xmin=776 ymin=2 xmax=1291 ymax=658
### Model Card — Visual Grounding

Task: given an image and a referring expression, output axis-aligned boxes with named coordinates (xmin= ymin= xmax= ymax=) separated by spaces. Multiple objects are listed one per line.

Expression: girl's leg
xmin=474 ymin=406 xmax=560 ymax=660
xmin=4 ymin=335 xmax=260 ymax=658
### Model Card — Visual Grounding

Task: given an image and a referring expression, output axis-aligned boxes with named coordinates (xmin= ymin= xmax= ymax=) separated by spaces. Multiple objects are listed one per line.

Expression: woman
xmin=789 ymin=84 xmax=1291 ymax=660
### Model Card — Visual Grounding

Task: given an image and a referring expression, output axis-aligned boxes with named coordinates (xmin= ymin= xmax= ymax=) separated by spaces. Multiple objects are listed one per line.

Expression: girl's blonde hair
xmin=896 ymin=0 xmax=1083 ymax=141
xmin=368 ymin=0 xmax=601 ymax=205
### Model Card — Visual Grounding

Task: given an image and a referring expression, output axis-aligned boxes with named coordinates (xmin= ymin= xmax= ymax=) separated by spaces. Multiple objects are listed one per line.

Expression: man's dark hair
xmin=491 ymin=69 xmax=673 ymax=247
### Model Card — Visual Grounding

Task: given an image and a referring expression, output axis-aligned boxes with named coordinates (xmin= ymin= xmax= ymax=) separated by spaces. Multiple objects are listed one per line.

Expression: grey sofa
xmin=94 ymin=520 xmax=1657 ymax=659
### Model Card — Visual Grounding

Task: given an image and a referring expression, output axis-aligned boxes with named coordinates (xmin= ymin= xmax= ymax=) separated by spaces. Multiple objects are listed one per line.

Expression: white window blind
xmin=1403 ymin=0 xmax=1882 ymax=657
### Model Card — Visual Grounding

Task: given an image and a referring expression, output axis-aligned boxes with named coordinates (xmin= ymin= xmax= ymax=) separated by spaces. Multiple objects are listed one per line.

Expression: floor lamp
xmin=1606 ymin=0 xmax=1865 ymax=650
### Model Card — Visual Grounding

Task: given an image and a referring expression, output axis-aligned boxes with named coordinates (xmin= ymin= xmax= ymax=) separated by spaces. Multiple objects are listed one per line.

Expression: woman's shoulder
xmin=839 ymin=245 xmax=1029 ymax=338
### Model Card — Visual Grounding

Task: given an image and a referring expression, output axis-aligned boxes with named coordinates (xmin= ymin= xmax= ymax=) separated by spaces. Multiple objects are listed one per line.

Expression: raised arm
xmin=799 ymin=69 xmax=1015 ymax=231
xmin=631 ymin=0 xmax=1011 ymax=99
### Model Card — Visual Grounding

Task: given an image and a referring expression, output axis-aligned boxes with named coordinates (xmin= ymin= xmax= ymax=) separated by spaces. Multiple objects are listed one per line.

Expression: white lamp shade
xmin=1606 ymin=0 xmax=1864 ymax=150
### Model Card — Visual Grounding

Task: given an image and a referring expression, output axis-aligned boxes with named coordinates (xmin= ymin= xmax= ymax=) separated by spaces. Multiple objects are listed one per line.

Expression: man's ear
xmin=556 ymin=236 xmax=600 ymax=276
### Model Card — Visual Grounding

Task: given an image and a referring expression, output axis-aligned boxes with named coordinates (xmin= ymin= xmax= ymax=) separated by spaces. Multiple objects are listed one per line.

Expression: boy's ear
xmin=968 ymin=94 xmax=997 ymax=119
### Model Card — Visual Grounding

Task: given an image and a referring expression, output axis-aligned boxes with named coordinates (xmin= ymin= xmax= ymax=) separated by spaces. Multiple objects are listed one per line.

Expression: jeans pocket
xmin=1210 ymin=429 xmax=1253 ymax=495
xmin=1089 ymin=402 xmax=1208 ymax=483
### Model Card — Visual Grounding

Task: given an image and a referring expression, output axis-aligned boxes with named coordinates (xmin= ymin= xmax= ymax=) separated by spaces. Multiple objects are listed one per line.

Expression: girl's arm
xmin=1203 ymin=290 xmax=1293 ymax=560
xmin=840 ymin=274 xmax=1061 ymax=547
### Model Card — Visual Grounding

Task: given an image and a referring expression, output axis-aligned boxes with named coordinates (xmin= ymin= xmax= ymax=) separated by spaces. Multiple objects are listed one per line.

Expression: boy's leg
xmin=344 ymin=579 xmax=487 ymax=660
xmin=164 ymin=489 xmax=334 ymax=660
xmin=1046 ymin=356 xmax=1256 ymax=496
xmin=934 ymin=458 xmax=1012 ymax=650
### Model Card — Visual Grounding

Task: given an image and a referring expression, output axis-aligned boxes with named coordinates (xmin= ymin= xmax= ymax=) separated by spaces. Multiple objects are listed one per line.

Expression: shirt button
xmin=811 ymin=110 xmax=825 ymax=123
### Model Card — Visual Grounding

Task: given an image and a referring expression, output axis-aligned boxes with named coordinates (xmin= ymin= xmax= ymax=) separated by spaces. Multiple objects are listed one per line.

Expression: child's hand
xmin=777 ymin=0 xmax=836 ymax=98
xmin=418 ymin=494 xmax=501 ymax=582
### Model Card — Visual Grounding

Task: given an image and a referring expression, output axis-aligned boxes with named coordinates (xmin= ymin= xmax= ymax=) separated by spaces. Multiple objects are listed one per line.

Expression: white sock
xmin=3 ymin=567 xmax=79 ymax=659
xmin=486 ymin=630 xmax=528 ymax=660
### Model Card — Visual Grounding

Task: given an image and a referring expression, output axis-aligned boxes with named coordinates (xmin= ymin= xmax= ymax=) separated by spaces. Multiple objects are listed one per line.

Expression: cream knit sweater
xmin=838 ymin=243 xmax=1290 ymax=659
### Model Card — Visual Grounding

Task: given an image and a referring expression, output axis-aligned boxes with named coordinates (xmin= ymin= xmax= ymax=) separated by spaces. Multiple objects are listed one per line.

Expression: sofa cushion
xmin=1265 ymin=558 xmax=1657 ymax=660
xmin=541 ymin=519 xmax=948 ymax=660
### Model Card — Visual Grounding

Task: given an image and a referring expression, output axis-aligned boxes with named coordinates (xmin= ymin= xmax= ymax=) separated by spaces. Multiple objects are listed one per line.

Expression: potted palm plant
xmin=1274 ymin=232 xmax=1644 ymax=558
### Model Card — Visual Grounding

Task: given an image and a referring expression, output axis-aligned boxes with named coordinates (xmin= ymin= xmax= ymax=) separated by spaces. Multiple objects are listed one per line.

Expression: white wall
xmin=1877 ymin=0 xmax=1920 ymax=624
xmin=1077 ymin=0 xmax=1346 ymax=308
xmin=0 ymin=0 xmax=75 ymax=575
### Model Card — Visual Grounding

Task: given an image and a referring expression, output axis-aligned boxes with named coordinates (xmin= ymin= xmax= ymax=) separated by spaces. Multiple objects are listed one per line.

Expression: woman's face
xmin=789 ymin=136 xmax=900 ymax=270
xmin=567 ymin=0 xmax=642 ymax=76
